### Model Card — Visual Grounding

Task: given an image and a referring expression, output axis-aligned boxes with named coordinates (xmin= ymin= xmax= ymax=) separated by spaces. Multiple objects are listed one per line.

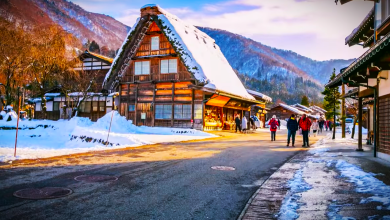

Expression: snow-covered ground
xmin=0 ymin=112 xmax=216 ymax=162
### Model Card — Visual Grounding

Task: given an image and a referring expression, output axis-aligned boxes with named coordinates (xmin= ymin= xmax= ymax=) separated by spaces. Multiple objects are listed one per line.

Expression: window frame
xmin=151 ymin=36 xmax=160 ymax=51
xmin=155 ymin=104 xmax=172 ymax=119
xmin=134 ymin=61 xmax=150 ymax=75
xmin=160 ymin=58 xmax=178 ymax=74
xmin=174 ymin=104 xmax=192 ymax=119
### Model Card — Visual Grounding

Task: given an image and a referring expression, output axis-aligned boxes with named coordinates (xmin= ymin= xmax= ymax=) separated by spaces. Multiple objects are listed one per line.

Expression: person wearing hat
xmin=268 ymin=115 xmax=279 ymax=141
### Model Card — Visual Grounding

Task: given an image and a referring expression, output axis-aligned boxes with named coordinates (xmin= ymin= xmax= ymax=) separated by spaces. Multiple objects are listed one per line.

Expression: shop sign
xmin=141 ymin=113 xmax=146 ymax=119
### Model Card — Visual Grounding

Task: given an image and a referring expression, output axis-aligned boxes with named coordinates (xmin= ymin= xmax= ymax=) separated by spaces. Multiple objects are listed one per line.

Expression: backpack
xmin=271 ymin=120 xmax=277 ymax=130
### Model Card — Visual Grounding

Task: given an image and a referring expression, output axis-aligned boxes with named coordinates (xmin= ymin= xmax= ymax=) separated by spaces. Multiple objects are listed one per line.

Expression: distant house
xmin=310 ymin=105 xmax=327 ymax=118
xmin=102 ymin=4 xmax=272 ymax=130
xmin=247 ymin=89 xmax=272 ymax=127
xmin=75 ymin=50 xmax=113 ymax=91
xmin=267 ymin=103 xmax=305 ymax=121
xmin=31 ymin=51 xmax=115 ymax=121
xmin=292 ymin=104 xmax=314 ymax=114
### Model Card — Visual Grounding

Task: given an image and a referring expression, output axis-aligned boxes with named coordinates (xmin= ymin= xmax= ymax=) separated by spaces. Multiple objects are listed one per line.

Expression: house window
xmin=194 ymin=104 xmax=203 ymax=119
xmin=129 ymin=105 xmax=135 ymax=112
xmin=80 ymin=101 xmax=91 ymax=113
xmin=161 ymin=59 xmax=177 ymax=74
xmin=151 ymin=36 xmax=159 ymax=50
xmin=92 ymin=102 xmax=98 ymax=112
xmin=174 ymin=104 xmax=192 ymax=119
xmin=99 ymin=101 xmax=105 ymax=111
xmin=135 ymin=61 xmax=150 ymax=75
xmin=53 ymin=102 xmax=59 ymax=111
xmin=155 ymin=104 xmax=172 ymax=119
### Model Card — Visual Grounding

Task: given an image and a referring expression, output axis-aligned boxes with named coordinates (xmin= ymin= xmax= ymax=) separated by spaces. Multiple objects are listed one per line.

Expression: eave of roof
xmin=246 ymin=89 xmax=272 ymax=103
xmin=343 ymin=88 xmax=359 ymax=98
xmin=345 ymin=7 xmax=374 ymax=46
xmin=84 ymin=51 xmax=113 ymax=64
xmin=326 ymin=32 xmax=390 ymax=88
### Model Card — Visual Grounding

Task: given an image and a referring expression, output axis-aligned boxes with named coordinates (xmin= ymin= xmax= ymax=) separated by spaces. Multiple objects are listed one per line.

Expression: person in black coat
xmin=287 ymin=114 xmax=299 ymax=147
xmin=235 ymin=114 xmax=241 ymax=132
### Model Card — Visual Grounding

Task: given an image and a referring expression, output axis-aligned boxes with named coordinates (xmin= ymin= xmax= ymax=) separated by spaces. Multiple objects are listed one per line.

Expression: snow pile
xmin=278 ymin=167 xmax=312 ymax=220
xmin=0 ymin=112 xmax=215 ymax=162
xmin=330 ymin=159 xmax=390 ymax=209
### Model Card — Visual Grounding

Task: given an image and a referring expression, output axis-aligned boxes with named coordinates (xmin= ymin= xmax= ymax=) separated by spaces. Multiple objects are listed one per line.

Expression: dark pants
xmin=287 ymin=130 xmax=296 ymax=145
xmin=302 ymin=130 xmax=309 ymax=146
xmin=319 ymin=126 xmax=323 ymax=133
xmin=235 ymin=123 xmax=241 ymax=132
xmin=271 ymin=131 xmax=276 ymax=141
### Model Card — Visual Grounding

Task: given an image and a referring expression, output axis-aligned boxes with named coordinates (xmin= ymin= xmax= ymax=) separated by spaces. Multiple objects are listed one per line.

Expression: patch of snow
xmin=278 ymin=167 xmax=312 ymax=220
xmin=279 ymin=103 xmax=305 ymax=115
xmin=330 ymin=159 xmax=390 ymax=210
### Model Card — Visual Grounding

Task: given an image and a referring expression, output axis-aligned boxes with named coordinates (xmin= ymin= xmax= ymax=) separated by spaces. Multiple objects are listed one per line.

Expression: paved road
xmin=0 ymin=129 xmax=323 ymax=220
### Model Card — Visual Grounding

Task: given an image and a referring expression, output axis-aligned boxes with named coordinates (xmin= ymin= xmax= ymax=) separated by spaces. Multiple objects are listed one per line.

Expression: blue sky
xmin=73 ymin=0 xmax=373 ymax=61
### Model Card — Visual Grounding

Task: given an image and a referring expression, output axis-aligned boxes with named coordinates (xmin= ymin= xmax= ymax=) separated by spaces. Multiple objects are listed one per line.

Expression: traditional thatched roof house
xmin=102 ymin=4 xmax=269 ymax=130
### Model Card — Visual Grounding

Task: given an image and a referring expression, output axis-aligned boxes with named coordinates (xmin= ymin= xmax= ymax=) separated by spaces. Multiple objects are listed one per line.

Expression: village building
xmin=291 ymin=104 xmax=314 ymax=114
xmin=32 ymin=51 xmax=115 ymax=121
xmin=326 ymin=0 xmax=390 ymax=161
xmin=102 ymin=5 xmax=271 ymax=131
xmin=247 ymin=89 xmax=272 ymax=128
xmin=309 ymin=105 xmax=327 ymax=118
xmin=267 ymin=103 xmax=306 ymax=121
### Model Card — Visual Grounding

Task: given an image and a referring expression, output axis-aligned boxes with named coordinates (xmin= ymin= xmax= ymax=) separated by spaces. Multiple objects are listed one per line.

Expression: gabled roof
xmin=277 ymin=103 xmax=305 ymax=115
xmin=310 ymin=105 xmax=327 ymax=113
xmin=292 ymin=104 xmax=314 ymax=113
xmin=103 ymin=4 xmax=254 ymax=101
xmin=80 ymin=50 xmax=113 ymax=64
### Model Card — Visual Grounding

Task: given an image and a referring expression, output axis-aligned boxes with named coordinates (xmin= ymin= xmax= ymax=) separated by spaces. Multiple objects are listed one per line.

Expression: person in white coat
xmin=311 ymin=119 xmax=319 ymax=137
xmin=242 ymin=116 xmax=248 ymax=133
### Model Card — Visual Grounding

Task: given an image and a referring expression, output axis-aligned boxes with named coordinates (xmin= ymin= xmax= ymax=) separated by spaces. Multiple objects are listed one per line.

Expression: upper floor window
xmin=161 ymin=59 xmax=177 ymax=74
xmin=135 ymin=61 xmax=150 ymax=75
xmin=151 ymin=36 xmax=159 ymax=51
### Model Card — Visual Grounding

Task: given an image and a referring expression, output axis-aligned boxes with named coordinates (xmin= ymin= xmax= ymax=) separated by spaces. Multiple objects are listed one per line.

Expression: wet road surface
xmin=0 ymin=130 xmax=322 ymax=220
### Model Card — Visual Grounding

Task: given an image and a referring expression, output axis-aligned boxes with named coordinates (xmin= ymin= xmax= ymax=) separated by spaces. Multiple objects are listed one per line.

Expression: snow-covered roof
xmin=310 ymin=105 xmax=327 ymax=113
xmin=292 ymin=104 xmax=313 ymax=113
xmin=246 ymin=89 xmax=272 ymax=102
xmin=104 ymin=5 xmax=255 ymax=101
xmin=345 ymin=6 xmax=374 ymax=45
xmin=278 ymin=103 xmax=305 ymax=115
xmin=45 ymin=93 xmax=61 ymax=97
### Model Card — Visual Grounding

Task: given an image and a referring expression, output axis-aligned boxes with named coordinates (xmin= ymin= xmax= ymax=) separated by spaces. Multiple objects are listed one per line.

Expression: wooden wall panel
xmin=156 ymin=83 xmax=172 ymax=89
xmin=174 ymin=89 xmax=192 ymax=95
xmin=174 ymin=96 xmax=192 ymax=102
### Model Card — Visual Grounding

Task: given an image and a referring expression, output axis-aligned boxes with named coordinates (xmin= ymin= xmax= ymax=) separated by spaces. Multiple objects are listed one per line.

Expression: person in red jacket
xmin=299 ymin=114 xmax=312 ymax=147
xmin=268 ymin=115 xmax=279 ymax=141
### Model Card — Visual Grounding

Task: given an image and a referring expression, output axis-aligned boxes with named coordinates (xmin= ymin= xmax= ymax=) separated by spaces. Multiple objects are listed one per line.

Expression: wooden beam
xmin=127 ymin=84 xmax=130 ymax=120
xmin=358 ymin=97 xmax=363 ymax=151
xmin=135 ymin=84 xmax=138 ymax=126
xmin=191 ymin=89 xmax=194 ymax=128
xmin=171 ymin=82 xmax=174 ymax=127
xmin=153 ymin=83 xmax=156 ymax=127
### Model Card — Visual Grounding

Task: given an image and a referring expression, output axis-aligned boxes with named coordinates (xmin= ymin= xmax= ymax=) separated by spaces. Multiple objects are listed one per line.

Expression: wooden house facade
xmin=103 ymin=5 xmax=271 ymax=130
xmin=327 ymin=0 xmax=390 ymax=161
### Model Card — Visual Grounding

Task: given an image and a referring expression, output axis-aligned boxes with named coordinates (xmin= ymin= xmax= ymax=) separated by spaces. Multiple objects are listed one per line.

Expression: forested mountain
xmin=0 ymin=0 xmax=353 ymax=104
xmin=199 ymin=27 xmax=354 ymax=104
xmin=0 ymin=0 xmax=129 ymax=50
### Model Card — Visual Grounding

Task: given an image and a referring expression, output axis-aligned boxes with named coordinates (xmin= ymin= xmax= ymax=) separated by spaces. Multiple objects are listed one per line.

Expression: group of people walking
xmin=268 ymin=114 xmax=331 ymax=148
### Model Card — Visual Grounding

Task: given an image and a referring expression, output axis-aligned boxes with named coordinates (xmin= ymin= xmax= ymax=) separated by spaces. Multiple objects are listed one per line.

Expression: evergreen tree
xmin=322 ymin=68 xmax=341 ymax=139
xmin=89 ymin=40 xmax=100 ymax=53
xmin=301 ymin=95 xmax=309 ymax=106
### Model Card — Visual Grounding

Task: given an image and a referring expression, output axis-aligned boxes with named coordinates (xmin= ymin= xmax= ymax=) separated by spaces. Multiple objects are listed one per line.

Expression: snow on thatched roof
xmin=246 ymin=89 xmax=272 ymax=102
xmin=104 ymin=4 xmax=254 ymax=101
xmin=278 ymin=103 xmax=305 ymax=115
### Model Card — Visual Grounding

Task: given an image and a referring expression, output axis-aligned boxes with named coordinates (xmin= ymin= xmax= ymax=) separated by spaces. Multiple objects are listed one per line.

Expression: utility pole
xmin=342 ymin=83 xmax=346 ymax=138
